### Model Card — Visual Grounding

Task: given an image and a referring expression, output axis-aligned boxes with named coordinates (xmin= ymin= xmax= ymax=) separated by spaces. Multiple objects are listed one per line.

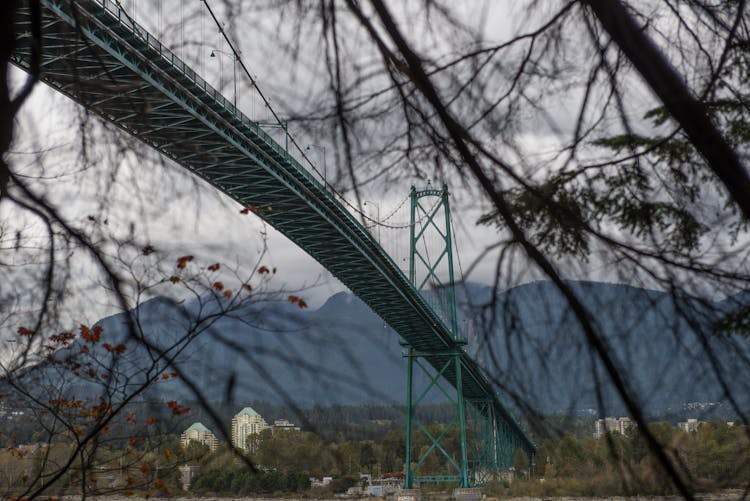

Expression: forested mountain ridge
xmin=41 ymin=280 xmax=750 ymax=415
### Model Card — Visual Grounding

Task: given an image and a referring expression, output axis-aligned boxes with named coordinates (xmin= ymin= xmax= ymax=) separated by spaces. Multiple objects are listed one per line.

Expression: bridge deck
xmin=11 ymin=0 xmax=534 ymax=457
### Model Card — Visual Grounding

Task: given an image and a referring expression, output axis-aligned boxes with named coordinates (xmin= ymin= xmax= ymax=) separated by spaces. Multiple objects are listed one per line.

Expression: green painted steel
xmin=11 ymin=0 xmax=535 ymax=478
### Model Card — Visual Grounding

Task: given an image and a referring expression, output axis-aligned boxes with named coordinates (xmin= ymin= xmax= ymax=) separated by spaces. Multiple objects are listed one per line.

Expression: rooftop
xmin=184 ymin=422 xmax=211 ymax=434
xmin=235 ymin=406 xmax=261 ymax=418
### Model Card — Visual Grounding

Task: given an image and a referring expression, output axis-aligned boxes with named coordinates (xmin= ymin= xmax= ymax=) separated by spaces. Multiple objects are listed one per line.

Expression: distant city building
xmin=231 ymin=406 xmax=268 ymax=451
xmin=594 ymin=417 xmax=633 ymax=438
xmin=179 ymin=464 xmax=201 ymax=491
xmin=272 ymin=419 xmax=300 ymax=432
xmin=678 ymin=418 xmax=701 ymax=433
xmin=180 ymin=422 xmax=218 ymax=451
xmin=366 ymin=475 xmax=401 ymax=496
xmin=310 ymin=476 xmax=333 ymax=488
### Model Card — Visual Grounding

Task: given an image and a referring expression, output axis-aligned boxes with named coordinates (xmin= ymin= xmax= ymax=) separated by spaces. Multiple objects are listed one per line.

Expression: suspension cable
xmin=199 ymin=0 xmax=443 ymax=230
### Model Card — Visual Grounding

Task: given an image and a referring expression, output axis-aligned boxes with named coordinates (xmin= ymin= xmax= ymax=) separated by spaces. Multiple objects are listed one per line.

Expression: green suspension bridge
xmin=11 ymin=0 xmax=535 ymax=487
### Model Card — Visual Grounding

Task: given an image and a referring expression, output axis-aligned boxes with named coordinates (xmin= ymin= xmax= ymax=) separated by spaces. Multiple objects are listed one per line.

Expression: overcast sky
xmin=3 ymin=0 xmax=678 ymax=324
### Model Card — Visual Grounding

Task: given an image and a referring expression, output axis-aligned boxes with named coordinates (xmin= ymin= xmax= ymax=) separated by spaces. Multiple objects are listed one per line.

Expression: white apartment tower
xmin=231 ymin=406 xmax=268 ymax=451
xmin=180 ymin=422 xmax=219 ymax=451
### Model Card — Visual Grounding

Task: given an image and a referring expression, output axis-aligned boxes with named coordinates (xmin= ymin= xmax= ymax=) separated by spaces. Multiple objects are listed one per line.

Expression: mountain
xmin=28 ymin=281 xmax=750 ymax=416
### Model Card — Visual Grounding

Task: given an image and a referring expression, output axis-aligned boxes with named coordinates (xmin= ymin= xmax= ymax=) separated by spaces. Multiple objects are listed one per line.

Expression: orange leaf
xmin=140 ymin=463 xmax=151 ymax=476
xmin=176 ymin=255 xmax=194 ymax=269
xmin=298 ymin=299 xmax=308 ymax=309
xmin=288 ymin=295 xmax=299 ymax=304
xmin=17 ymin=326 xmax=33 ymax=337
xmin=223 ymin=289 xmax=233 ymax=298
xmin=213 ymin=281 xmax=224 ymax=291
xmin=207 ymin=263 xmax=220 ymax=272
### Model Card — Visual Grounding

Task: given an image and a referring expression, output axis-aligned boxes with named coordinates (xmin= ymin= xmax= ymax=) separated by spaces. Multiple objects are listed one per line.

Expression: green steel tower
xmin=404 ymin=183 xmax=470 ymax=488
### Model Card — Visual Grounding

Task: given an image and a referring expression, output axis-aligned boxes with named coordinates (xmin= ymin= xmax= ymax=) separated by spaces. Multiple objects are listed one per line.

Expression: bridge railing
xmin=89 ymin=0 xmax=427 ymax=304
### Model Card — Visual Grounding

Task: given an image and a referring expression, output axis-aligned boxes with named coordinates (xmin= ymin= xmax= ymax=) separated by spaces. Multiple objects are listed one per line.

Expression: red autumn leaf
xmin=258 ymin=265 xmax=269 ymax=274
xmin=115 ymin=344 xmax=127 ymax=353
xmin=288 ymin=295 xmax=299 ymax=304
xmin=80 ymin=324 xmax=102 ymax=343
xmin=18 ymin=326 xmax=33 ymax=337
xmin=161 ymin=373 xmax=170 ymax=380
xmin=146 ymin=417 xmax=158 ymax=425
xmin=223 ymin=290 xmax=233 ymax=298
xmin=207 ymin=263 xmax=220 ymax=272
xmin=176 ymin=255 xmax=194 ymax=269
xmin=213 ymin=281 xmax=224 ymax=291
xmin=166 ymin=400 xmax=189 ymax=415
xmin=139 ymin=464 xmax=151 ymax=476
xmin=298 ymin=299 xmax=308 ymax=308
xmin=102 ymin=343 xmax=113 ymax=352
xmin=240 ymin=205 xmax=256 ymax=214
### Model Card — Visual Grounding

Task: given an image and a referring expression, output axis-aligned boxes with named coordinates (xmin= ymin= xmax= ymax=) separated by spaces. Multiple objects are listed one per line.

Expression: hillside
xmin=33 ymin=281 xmax=750 ymax=416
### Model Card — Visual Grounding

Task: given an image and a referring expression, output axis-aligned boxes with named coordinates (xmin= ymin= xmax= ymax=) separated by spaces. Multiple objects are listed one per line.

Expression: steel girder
xmin=11 ymin=0 xmax=535 ymax=463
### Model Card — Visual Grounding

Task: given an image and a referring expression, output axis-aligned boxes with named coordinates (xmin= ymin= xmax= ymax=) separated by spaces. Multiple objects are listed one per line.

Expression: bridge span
xmin=11 ymin=0 xmax=535 ymax=485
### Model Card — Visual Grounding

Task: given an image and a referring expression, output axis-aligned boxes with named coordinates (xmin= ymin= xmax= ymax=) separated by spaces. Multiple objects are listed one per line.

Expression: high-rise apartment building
xmin=231 ymin=406 xmax=268 ymax=451
xmin=180 ymin=422 xmax=219 ymax=451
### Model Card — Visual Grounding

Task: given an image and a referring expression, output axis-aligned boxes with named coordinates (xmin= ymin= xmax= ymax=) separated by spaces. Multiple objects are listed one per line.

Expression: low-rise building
xmin=678 ymin=418 xmax=701 ymax=432
xmin=272 ymin=418 xmax=300 ymax=432
xmin=594 ymin=417 xmax=633 ymax=438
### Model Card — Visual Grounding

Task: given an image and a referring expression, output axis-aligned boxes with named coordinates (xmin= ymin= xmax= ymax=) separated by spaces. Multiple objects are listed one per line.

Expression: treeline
xmin=188 ymin=423 xmax=465 ymax=495
xmin=191 ymin=468 xmax=310 ymax=495
xmin=497 ymin=421 xmax=750 ymax=496
xmin=184 ymin=401 xmax=456 ymax=442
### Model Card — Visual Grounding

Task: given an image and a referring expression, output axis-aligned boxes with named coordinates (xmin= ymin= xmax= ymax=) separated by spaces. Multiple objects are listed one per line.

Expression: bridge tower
xmin=404 ymin=183 xmax=470 ymax=488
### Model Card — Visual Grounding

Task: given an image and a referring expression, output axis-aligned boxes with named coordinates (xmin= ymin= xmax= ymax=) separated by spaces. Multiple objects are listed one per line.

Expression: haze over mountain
xmin=50 ymin=281 xmax=750 ymax=416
